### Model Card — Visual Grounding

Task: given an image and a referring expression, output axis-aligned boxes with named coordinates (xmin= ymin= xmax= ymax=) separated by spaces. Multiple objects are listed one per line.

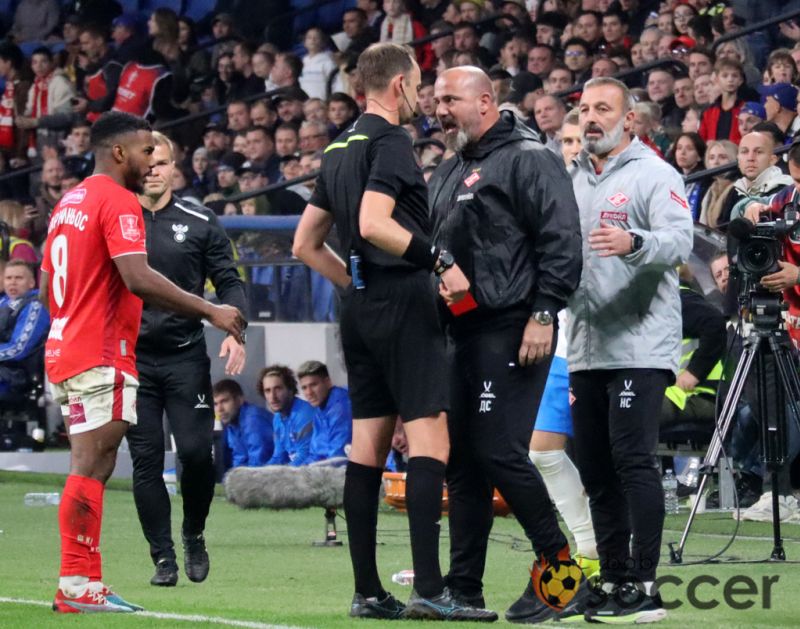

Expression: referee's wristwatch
xmin=531 ymin=310 xmax=554 ymax=326
xmin=629 ymin=231 xmax=644 ymax=253
xmin=433 ymin=250 xmax=455 ymax=276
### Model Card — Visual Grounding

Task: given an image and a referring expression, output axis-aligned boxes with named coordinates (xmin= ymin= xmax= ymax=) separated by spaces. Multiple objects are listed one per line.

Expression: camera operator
xmin=562 ymin=77 xmax=693 ymax=623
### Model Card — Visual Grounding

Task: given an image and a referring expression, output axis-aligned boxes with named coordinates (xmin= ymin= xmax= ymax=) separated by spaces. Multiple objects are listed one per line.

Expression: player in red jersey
xmin=39 ymin=112 xmax=245 ymax=614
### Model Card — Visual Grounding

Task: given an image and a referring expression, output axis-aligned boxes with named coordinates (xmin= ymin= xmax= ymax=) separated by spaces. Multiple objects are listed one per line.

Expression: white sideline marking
xmin=0 ymin=597 xmax=303 ymax=628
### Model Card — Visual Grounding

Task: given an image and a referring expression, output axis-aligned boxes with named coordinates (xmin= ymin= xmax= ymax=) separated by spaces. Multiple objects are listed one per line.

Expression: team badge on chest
xmin=172 ymin=224 xmax=188 ymax=243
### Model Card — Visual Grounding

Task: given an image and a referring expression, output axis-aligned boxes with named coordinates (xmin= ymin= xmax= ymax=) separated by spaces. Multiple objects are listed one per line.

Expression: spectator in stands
xmin=260 ymin=365 xmax=315 ymax=467
xmin=112 ymin=47 xmax=178 ymax=122
xmin=759 ymin=82 xmax=800 ymax=144
xmin=251 ymin=51 xmax=274 ymax=87
xmin=210 ymin=13 xmax=237 ymax=66
xmin=232 ymin=131 xmax=248 ymax=156
xmin=562 ymin=37 xmax=592 ymax=82
xmin=527 ymin=43 xmax=556 ymax=80
xmin=111 ymin=15 xmax=145 ymax=65
xmin=533 ymin=94 xmax=566 ymax=154
xmin=213 ymin=52 xmax=240 ymax=104
xmin=358 ymin=0 xmax=385 ymax=30
xmin=274 ymin=88 xmax=307 ymax=124
xmin=632 ymin=101 xmax=668 ymax=156
xmin=302 ymin=98 xmax=327 ymax=124
xmin=229 ymin=40 xmax=264 ymax=99
xmin=453 ymin=22 xmax=494 ymax=68
xmin=698 ymin=139 xmax=738 ymax=227
xmin=336 ymin=8 xmax=377 ymax=55
xmin=671 ymin=75 xmax=695 ymax=125
xmin=265 ymin=52 xmax=302 ymax=91
xmin=737 ymin=101 xmax=767 ymax=138
xmin=245 ymin=125 xmax=280 ymax=181
xmin=299 ymin=120 xmax=330 ymax=153
xmin=73 ymin=24 xmax=123 ymax=124
xmin=35 ymin=156 xmax=63 ymax=215
xmin=213 ymin=379 xmax=274 ymax=469
xmin=646 ymin=68 xmax=678 ymax=129
xmin=203 ymin=122 xmax=230 ymax=160
xmin=380 ymin=0 xmax=433 ymax=70
xmin=601 ymin=8 xmax=631 ymax=51
xmin=249 ymin=99 xmax=277 ymax=130
xmin=574 ymin=10 xmax=603 ymax=48
xmin=765 ymin=48 xmax=798 ymax=86
xmin=297 ymin=360 xmax=352 ymax=464
xmin=560 ymin=107 xmax=581 ymax=166
xmin=429 ymin=20 xmax=454 ymax=63
xmin=216 ymin=151 xmax=246 ymax=197
xmin=8 ymin=0 xmax=60 ymax=44
xmin=715 ymin=38 xmax=760 ymax=88
xmin=681 ymin=105 xmax=702 ymax=133
xmin=693 ymin=72 xmax=715 ymax=106
xmin=227 ymin=100 xmax=252 ymax=133
xmin=17 ymin=47 xmax=75 ymax=155
xmin=0 ymin=200 xmax=37 ymax=262
xmin=0 ymin=260 xmax=49 ymax=403
xmin=497 ymin=34 xmax=522 ymax=77
xmin=191 ymin=147 xmax=213 ymax=197
xmin=177 ymin=17 xmax=211 ymax=84
xmin=706 ymin=128 xmax=791 ymax=230
xmin=545 ymin=65 xmax=574 ymax=94
xmin=638 ymin=26 xmax=661 ymax=63
xmin=412 ymin=74 xmax=438 ymax=137
xmin=591 ymin=57 xmax=618 ymax=78
xmin=327 ymin=92 xmax=359 ymax=136
xmin=688 ymin=48 xmax=714 ymax=80
xmin=669 ymin=132 xmax=708 ymax=221
xmin=0 ymin=43 xmax=30 ymax=167
xmin=275 ymin=122 xmax=300 ymax=157
xmin=699 ymin=58 xmax=745 ymax=143
xmin=299 ymin=28 xmax=337 ymax=100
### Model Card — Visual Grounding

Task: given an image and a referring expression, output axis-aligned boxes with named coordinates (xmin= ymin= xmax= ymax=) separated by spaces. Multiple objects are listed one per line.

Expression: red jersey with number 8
xmin=42 ymin=174 xmax=147 ymax=383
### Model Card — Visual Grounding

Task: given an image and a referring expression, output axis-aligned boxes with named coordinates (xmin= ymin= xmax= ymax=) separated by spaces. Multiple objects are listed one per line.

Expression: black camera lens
xmin=740 ymin=240 xmax=775 ymax=275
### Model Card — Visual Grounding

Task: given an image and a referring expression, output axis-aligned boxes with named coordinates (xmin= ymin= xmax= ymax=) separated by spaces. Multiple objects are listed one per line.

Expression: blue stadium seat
xmin=141 ymin=0 xmax=182 ymax=13
xmin=183 ymin=0 xmax=215 ymax=21
xmin=117 ymin=0 xmax=141 ymax=14
xmin=19 ymin=41 xmax=43 ymax=58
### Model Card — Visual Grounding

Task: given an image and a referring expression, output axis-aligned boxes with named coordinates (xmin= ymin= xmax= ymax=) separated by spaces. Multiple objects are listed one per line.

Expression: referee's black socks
xmin=406 ymin=456 xmax=446 ymax=598
xmin=344 ymin=462 xmax=385 ymax=599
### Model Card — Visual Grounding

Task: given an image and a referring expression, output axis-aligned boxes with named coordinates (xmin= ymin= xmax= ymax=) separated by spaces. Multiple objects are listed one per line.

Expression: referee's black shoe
xmin=404 ymin=587 xmax=498 ymax=621
xmin=505 ymin=579 xmax=556 ymax=623
xmin=349 ymin=592 xmax=406 ymax=619
xmin=150 ymin=558 xmax=178 ymax=586
xmin=182 ymin=533 xmax=210 ymax=583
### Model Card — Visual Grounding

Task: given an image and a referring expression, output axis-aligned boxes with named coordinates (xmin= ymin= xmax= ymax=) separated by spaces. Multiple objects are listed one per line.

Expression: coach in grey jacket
xmin=561 ymin=77 xmax=693 ymax=624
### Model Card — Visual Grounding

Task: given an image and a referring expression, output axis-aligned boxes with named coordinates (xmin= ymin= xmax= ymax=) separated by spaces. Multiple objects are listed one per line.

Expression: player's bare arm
xmin=113 ymin=253 xmax=245 ymax=339
xmin=293 ymin=204 xmax=351 ymax=289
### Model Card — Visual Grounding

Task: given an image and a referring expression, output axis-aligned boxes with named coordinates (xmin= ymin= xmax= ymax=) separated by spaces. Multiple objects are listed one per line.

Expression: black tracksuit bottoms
xmin=445 ymin=314 xmax=567 ymax=598
xmin=569 ymin=368 xmax=672 ymax=584
xmin=127 ymin=347 xmax=215 ymax=563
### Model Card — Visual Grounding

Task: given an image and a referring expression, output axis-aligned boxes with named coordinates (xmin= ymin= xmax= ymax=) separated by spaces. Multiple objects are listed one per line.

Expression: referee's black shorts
xmin=340 ymin=266 xmax=449 ymax=421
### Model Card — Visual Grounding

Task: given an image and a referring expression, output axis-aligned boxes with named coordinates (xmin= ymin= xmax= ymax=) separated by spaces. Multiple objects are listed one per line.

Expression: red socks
xmin=59 ymin=474 xmax=105 ymax=580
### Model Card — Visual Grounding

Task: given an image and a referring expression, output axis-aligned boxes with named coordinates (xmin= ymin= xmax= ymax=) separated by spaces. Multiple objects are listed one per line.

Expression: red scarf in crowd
xmin=31 ymin=73 xmax=52 ymax=119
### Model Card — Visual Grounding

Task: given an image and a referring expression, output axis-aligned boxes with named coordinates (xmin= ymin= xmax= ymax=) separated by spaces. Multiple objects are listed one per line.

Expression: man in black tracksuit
xmin=429 ymin=67 xmax=583 ymax=622
xmin=126 ymin=132 xmax=247 ymax=587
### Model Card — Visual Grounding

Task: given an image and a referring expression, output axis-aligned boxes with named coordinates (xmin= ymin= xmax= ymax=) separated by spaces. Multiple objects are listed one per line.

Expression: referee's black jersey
xmin=137 ymin=195 xmax=247 ymax=357
xmin=309 ymin=113 xmax=431 ymax=270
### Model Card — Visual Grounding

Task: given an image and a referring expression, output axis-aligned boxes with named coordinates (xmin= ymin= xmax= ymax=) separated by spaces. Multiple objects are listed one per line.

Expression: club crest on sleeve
xmin=119 ymin=215 xmax=140 ymax=241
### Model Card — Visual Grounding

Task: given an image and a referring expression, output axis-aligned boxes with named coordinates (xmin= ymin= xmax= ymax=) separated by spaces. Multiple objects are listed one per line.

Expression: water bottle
xmin=684 ymin=457 xmax=701 ymax=489
xmin=166 ymin=483 xmax=178 ymax=497
xmin=24 ymin=492 xmax=60 ymax=506
xmin=663 ymin=469 xmax=679 ymax=515
xmin=391 ymin=570 xmax=414 ymax=586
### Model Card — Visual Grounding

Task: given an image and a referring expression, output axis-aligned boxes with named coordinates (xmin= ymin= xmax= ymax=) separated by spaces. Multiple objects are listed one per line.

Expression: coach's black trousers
xmin=445 ymin=313 xmax=567 ymax=598
xmin=570 ymin=368 xmax=671 ymax=584
xmin=127 ymin=347 xmax=215 ymax=564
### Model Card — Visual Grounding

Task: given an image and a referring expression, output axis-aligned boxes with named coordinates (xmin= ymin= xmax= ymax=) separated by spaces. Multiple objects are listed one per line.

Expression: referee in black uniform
xmin=126 ymin=131 xmax=247 ymax=587
xmin=293 ymin=43 xmax=494 ymax=622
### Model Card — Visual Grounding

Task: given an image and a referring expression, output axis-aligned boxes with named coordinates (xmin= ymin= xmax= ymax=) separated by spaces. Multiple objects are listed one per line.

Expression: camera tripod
xmin=670 ymin=291 xmax=800 ymax=564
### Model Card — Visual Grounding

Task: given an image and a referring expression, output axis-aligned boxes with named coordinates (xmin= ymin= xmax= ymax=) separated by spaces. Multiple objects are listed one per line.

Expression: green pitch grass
xmin=1 ymin=470 xmax=800 ymax=628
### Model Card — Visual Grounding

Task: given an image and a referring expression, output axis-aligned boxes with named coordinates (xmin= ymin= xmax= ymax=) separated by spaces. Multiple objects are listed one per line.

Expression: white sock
xmin=530 ymin=449 xmax=598 ymax=558
xmin=639 ymin=580 xmax=658 ymax=597
xmin=58 ymin=575 xmax=89 ymax=597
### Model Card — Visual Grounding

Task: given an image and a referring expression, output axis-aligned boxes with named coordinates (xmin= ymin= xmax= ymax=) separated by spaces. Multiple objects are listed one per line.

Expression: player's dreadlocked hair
xmin=90 ymin=112 xmax=152 ymax=150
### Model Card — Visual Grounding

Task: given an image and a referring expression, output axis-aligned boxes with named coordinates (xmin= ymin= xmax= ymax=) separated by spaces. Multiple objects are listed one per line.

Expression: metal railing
xmin=683 ymin=143 xmax=792 ymax=184
xmin=712 ymin=8 xmax=800 ymax=50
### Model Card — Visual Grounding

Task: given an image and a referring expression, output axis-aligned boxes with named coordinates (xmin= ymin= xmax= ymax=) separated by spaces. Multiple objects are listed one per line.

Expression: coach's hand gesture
xmin=589 ymin=221 xmax=633 ymax=257
xmin=438 ymin=264 xmax=470 ymax=305
xmin=208 ymin=304 xmax=246 ymax=339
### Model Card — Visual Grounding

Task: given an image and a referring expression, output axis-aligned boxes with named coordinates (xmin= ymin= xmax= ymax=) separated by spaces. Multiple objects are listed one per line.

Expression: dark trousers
xmin=445 ymin=316 xmax=567 ymax=597
xmin=570 ymin=368 xmax=671 ymax=584
xmin=127 ymin=351 xmax=215 ymax=563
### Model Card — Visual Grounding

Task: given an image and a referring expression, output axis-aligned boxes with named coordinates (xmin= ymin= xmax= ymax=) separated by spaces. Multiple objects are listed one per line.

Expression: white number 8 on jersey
xmin=50 ymin=234 xmax=68 ymax=308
